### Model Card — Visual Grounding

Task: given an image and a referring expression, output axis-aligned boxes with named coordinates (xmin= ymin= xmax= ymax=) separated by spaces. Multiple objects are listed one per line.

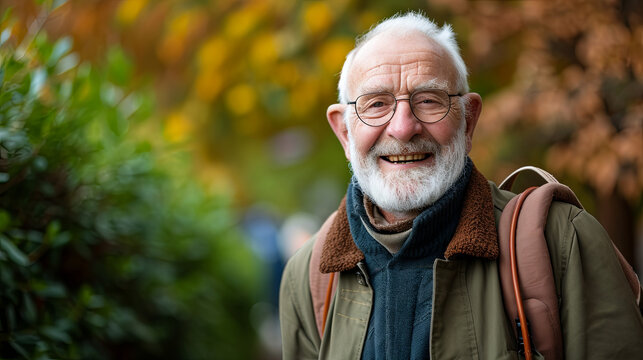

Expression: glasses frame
xmin=347 ymin=89 xmax=463 ymax=127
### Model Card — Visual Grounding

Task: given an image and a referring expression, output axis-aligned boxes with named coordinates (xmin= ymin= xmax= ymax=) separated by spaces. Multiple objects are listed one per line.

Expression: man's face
xmin=332 ymin=30 xmax=479 ymax=213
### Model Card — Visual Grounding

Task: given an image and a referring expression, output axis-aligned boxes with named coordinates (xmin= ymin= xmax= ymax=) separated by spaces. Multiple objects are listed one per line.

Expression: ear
xmin=327 ymin=103 xmax=351 ymax=161
xmin=462 ymin=93 xmax=482 ymax=154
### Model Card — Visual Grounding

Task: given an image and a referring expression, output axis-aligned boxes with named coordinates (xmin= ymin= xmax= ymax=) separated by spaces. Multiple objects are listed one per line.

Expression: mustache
xmin=368 ymin=137 xmax=441 ymax=157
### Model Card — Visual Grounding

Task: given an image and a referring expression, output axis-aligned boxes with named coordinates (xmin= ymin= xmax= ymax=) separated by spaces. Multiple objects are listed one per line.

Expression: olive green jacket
xmin=279 ymin=168 xmax=643 ymax=359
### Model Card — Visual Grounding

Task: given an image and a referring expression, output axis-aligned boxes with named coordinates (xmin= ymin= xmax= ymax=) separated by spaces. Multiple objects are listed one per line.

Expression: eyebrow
xmin=357 ymin=78 xmax=449 ymax=95
xmin=413 ymin=80 xmax=449 ymax=92
xmin=358 ymin=84 xmax=392 ymax=94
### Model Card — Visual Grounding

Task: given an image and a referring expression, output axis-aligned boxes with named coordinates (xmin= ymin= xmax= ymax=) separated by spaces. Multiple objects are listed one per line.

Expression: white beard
xmin=348 ymin=121 xmax=467 ymax=214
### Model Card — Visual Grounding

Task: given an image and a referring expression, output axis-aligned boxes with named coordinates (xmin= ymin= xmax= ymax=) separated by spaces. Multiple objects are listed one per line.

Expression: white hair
xmin=337 ymin=11 xmax=469 ymax=104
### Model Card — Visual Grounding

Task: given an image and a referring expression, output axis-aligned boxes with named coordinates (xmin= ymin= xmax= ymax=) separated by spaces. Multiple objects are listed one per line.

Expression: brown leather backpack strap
xmin=309 ymin=211 xmax=338 ymax=339
xmin=508 ymin=187 xmax=538 ymax=360
xmin=499 ymin=183 xmax=577 ymax=360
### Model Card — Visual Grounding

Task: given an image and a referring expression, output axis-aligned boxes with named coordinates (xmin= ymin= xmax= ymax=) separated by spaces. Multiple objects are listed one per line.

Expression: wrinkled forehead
xmin=347 ymin=31 xmax=458 ymax=97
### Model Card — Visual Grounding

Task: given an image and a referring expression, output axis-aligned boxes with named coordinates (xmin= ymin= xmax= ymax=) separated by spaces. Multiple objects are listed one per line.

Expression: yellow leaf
xmin=194 ymin=69 xmax=224 ymax=102
xmin=116 ymin=0 xmax=148 ymax=25
xmin=164 ymin=111 xmax=192 ymax=143
xmin=169 ymin=10 xmax=197 ymax=38
xmin=198 ymin=36 xmax=228 ymax=71
xmin=303 ymin=2 xmax=333 ymax=36
xmin=251 ymin=33 xmax=279 ymax=67
xmin=226 ymin=84 xmax=257 ymax=116
xmin=275 ymin=61 xmax=301 ymax=87
xmin=290 ymin=77 xmax=319 ymax=117
xmin=318 ymin=37 xmax=353 ymax=73
xmin=157 ymin=10 xmax=202 ymax=65
xmin=224 ymin=3 xmax=265 ymax=39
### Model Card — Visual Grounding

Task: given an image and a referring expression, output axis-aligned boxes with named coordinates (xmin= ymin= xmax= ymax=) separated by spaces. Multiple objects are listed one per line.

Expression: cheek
xmin=351 ymin=124 xmax=385 ymax=154
xmin=425 ymin=115 xmax=462 ymax=146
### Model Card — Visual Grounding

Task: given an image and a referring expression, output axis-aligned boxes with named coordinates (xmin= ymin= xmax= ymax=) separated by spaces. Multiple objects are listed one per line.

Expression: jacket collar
xmin=319 ymin=165 xmax=499 ymax=273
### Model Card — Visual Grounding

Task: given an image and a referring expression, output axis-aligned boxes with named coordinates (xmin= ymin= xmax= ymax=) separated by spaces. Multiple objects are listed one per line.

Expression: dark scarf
xmin=347 ymin=158 xmax=472 ymax=360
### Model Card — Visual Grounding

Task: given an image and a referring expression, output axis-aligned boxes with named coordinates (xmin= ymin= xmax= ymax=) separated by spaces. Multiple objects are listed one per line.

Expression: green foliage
xmin=0 ymin=29 xmax=261 ymax=359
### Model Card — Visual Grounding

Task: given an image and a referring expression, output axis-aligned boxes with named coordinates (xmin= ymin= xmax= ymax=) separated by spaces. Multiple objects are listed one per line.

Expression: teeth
xmin=386 ymin=154 xmax=428 ymax=163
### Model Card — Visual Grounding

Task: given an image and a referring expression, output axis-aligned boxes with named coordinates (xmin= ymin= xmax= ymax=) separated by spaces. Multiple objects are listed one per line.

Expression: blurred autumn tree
xmin=451 ymin=0 xmax=643 ymax=266
xmin=3 ymin=0 xmax=640 ymax=264
xmin=2 ymin=0 xmax=439 ymax=219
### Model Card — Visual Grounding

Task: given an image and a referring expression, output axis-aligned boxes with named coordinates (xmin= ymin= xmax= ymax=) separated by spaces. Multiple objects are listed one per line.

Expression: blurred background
xmin=0 ymin=0 xmax=641 ymax=358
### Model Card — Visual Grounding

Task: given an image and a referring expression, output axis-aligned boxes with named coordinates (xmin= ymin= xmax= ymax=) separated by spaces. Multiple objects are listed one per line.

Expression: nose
xmin=385 ymin=99 xmax=423 ymax=142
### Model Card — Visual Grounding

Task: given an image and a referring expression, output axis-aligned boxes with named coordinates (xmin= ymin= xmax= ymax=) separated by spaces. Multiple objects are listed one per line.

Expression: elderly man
xmin=279 ymin=12 xmax=643 ymax=359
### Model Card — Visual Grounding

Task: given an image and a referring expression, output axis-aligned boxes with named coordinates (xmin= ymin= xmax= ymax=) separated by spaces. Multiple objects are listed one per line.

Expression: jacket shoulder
xmin=544 ymin=202 xmax=643 ymax=357
xmin=279 ymin=232 xmax=322 ymax=359
xmin=488 ymin=180 xmax=515 ymax=223
xmin=281 ymin=232 xmax=316 ymax=312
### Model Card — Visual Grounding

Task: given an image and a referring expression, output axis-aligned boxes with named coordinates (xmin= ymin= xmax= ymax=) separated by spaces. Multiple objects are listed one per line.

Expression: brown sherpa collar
xmin=319 ymin=166 xmax=499 ymax=273
xmin=319 ymin=196 xmax=363 ymax=273
xmin=443 ymin=166 xmax=499 ymax=260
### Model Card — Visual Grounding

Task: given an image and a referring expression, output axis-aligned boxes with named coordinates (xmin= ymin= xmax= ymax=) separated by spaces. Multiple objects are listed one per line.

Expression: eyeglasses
xmin=348 ymin=89 xmax=463 ymax=127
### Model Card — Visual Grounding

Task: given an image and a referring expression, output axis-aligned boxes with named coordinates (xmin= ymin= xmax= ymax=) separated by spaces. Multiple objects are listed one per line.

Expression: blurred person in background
xmin=279 ymin=11 xmax=643 ymax=359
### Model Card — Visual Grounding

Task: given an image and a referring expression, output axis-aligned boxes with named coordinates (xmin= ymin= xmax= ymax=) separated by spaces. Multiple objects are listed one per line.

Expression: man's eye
xmin=371 ymin=101 xmax=385 ymax=108
xmin=414 ymin=96 xmax=437 ymax=105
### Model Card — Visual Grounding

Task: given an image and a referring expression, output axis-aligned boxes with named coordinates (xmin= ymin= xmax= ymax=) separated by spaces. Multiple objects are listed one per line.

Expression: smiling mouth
xmin=381 ymin=153 xmax=430 ymax=164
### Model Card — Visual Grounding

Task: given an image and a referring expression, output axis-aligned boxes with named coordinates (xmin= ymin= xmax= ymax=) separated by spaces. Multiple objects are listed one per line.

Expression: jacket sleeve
xmin=545 ymin=202 xmax=643 ymax=360
xmin=279 ymin=238 xmax=320 ymax=360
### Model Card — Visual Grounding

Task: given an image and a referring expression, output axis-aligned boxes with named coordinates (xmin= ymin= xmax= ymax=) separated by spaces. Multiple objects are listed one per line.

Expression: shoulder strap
xmin=498 ymin=168 xmax=641 ymax=360
xmin=309 ymin=211 xmax=338 ymax=339
xmin=499 ymin=183 xmax=569 ymax=359
xmin=499 ymin=166 xmax=560 ymax=191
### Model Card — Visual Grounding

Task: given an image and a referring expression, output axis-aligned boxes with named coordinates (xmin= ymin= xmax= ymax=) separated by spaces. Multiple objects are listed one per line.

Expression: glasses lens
xmin=411 ymin=90 xmax=450 ymax=123
xmin=355 ymin=93 xmax=395 ymax=126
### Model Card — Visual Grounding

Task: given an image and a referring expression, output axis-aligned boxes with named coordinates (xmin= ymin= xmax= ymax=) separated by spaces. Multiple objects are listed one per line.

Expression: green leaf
xmin=36 ymin=282 xmax=67 ymax=298
xmin=26 ymin=230 xmax=43 ymax=243
xmin=35 ymin=0 xmax=68 ymax=10
xmin=6 ymin=304 xmax=16 ymax=330
xmin=1 ymin=7 xmax=13 ymax=24
xmin=9 ymin=339 xmax=30 ymax=359
xmin=28 ymin=67 xmax=47 ymax=98
xmin=55 ymin=53 xmax=79 ymax=75
xmin=48 ymin=37 xmax=72 ymax=66
xmin=107 ymin=47 xmax=132 ymax=87
xmin=52 ymin=0 xmax=69 ymax=10
xmin=32 ymin=155 xmax=48 ymax=172
xmin=13 ymin=333 xmax=39 ymax=345
xmin=44 ymin=220 xmax=60 ymax=242
xmin=23 ymin=293 xmax=37 ymax=324
xmin=41 ymin=325 xmax=72 ymax=344
xmin=51 ymin=231 xmax=70 ymax=248
xmin=0 ymin=209 xmax=10 ymax=231
xmin=0 ymin=235 xmax=29 ymax=266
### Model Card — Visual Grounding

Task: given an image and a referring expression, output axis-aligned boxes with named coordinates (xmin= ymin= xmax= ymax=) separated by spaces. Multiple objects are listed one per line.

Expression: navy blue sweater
xmin=347 ymin=159 xmax=472 ymax=359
